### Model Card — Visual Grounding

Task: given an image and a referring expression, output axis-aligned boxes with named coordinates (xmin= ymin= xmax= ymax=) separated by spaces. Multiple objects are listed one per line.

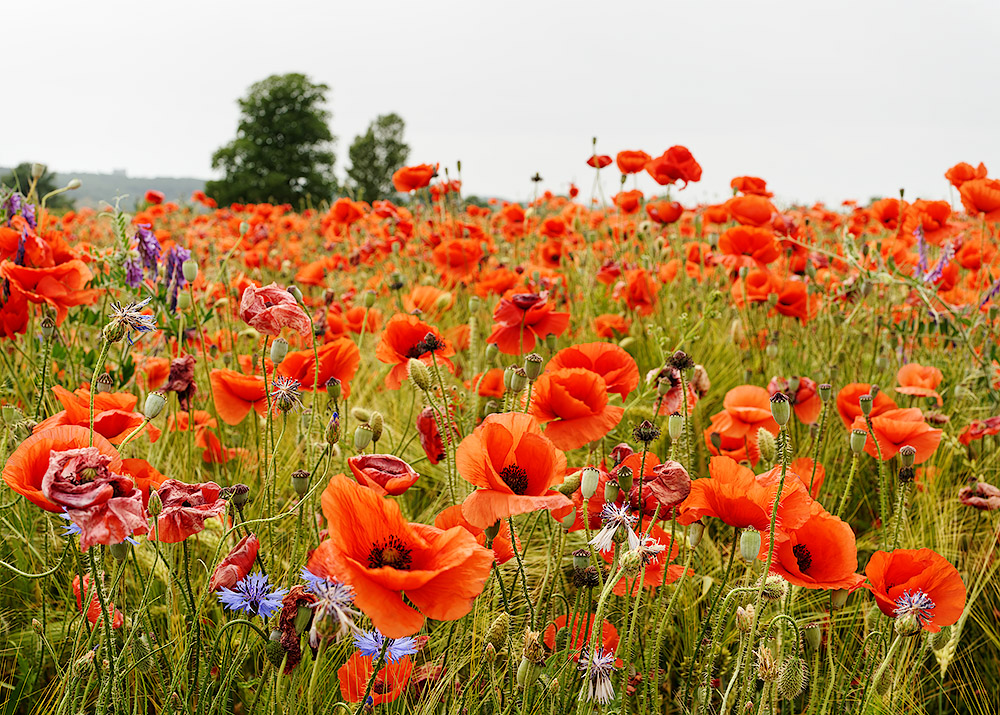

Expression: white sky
xmin=5 ymin=0 xmax=998 ymax=208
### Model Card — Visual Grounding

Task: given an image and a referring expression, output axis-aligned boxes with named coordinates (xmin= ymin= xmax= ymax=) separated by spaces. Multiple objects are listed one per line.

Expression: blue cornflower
xmin=301 ymin=568 xmax=361 ymax=643
xmin=59 ymin=510 xmax=81 ymax=537
xmin=217 ymin=571 xmax=288 ymax=619
xmin=579 ymin=647 xmax=617 ymax=704
xmin=353 ymin=629 xmax=419 ymax=663
xmin=107 ymin=297 xmax=157 ymax=344
xmin=894 ymin=589 xmax=936 ymax=628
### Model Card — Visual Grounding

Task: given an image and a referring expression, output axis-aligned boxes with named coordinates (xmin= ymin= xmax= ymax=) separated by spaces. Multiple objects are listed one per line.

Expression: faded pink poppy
xmin=958 ymin=481 xmax=1000 ymax=511
xmin=239 ymin=283 xmax=310 ymax=337
xmin=347 ymin=454 xmax=420 ymax=496
xmin=151 ymin=479 xmax=227 ymax=543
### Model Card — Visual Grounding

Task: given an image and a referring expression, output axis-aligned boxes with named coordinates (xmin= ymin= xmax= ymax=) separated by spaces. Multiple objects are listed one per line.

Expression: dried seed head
xmin=632 ymin=419 xmax=661 ymax=445
xmin=755 ymin=645 xmax=779 ymax=682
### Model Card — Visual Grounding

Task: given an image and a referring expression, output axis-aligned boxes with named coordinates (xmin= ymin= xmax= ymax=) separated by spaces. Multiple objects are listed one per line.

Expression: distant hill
xmin=1 ymin=168 xmax=206 ymax=210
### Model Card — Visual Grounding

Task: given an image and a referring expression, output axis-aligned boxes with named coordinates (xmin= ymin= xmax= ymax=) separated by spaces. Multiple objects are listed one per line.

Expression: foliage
xmin=0 ymin=162 xmax=73 ymax=209
xmin=345 ymin=113 xmax=410 ymax=202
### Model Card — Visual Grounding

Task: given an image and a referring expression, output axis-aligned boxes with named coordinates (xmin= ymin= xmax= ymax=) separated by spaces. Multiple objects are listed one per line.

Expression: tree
xmin=345 ymin=113 xmax=410 ymax=202
xmin=1 ymin=163 xmax=73 ymax=209
xmin=206 ymin=74 xmax=338 ymax=206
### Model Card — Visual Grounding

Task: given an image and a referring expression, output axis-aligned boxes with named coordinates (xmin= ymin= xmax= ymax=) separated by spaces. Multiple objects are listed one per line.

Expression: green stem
xmin=89 ymin=341 xmax=112 ymax=446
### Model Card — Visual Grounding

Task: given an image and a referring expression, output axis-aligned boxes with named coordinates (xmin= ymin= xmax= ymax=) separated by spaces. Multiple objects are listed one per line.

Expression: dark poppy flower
xmin=587 ymin=155 xmax=613 ymax=169
xmin=164 ymin=354 xmax=197 ymax=410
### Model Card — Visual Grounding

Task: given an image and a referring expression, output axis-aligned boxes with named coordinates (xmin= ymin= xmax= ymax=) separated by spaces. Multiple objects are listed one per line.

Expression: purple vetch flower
xmin=980 ymin=276 xmax=1000 ymax=309
xmin=3 ymin=192 xmax=37 ymax=229
xmin=134 ymin=223 xmax=161 ymax=280
xmin=162 ymin=245 xmax=191 ymax=310
xmin=124 ymin=255 xmax=143 ymax=288
xmin=914 ymin=226 xmax=928 ymax=278
xmin=922 ymin=242 xmax=954 ymax=285
xmin=217 ymin=571 xmax=287 ymax=619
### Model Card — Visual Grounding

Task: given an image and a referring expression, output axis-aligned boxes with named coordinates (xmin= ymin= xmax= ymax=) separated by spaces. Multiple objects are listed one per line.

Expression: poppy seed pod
xmin=407 ymin=359 xmax=431 ymax=391
xmin=899 ymin=445 xmax=916 ymax=468
xmin=803 ymin=624 xmax=822 ymax=651
xmin=632 ymin=419 xmax=660 ymax=444
xmin=616 ymin=465 xmax=634 ymax=493
xmin=502 ymin=365 xmax=516 ymax=391
xmin=830 ymin=588 xmax=849 ymax=610
xmin=176 ymin=291 xmax=191 ymax=310
xmin=325 ymin=377 xmax=342 ymax=401
xmin=818 ymin=383 xmax=832 ymax=402
xmin=850 ymin=428 xmax=867 ymax=454
xmin=545 ymin=333 xmax=557 ymax=351
xmin=769 ymin=392 xmax=791 ymax=426
xmin=509 ymin=367 xmax=528 ymax=393
xmin=353 ymin=424 xmax=373 ymax=451
xmin=363 ymin=290 xmax=377 ymax=308
xmin=483 ymin=520 xmax=501 ymax=541
xmin=270 ymin=338 xmax=289 ymax=365
xmin=766 ymin=343 xmax=779 ymax=359
xmin=96 ymin=373 xmax=114 ymax=394
xmin=524 ymin=353 xmax=544 ymax=381
xmin=39 ymin=316 xmax=55 ymax=340
xmin=291 ymin=469 xmax=310 ymax=497
xmin=143 ymin=391 xmax=167 ymax=421
xmin=230 ymin=483 xmax=250 ymax=508
xmin=182 ymin=259 xmax=198 ymax=283
xmin=739 ymin=529 xmax=761 ymax=563
xmin=581 ymin=466 xmax=600 ymax=499
xmin=572 ymin=548 xmax=590 ymax=570
xmin=859 ymin=393 xmax=873 ymax=416
xmin=668 ymin=413 xmax=684 ymax=440
xmin=688 ymin=521 xmax=705 ymax=548
xmin=604 ymin=481 xmax=620 ymax=503
xmin=287 ymin=285 xmax=304 ymax=303
xmin=559 ymin=509 xmax=576 ymax=529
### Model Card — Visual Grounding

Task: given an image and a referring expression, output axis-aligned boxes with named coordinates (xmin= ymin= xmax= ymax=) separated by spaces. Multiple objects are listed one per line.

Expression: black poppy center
xmin=792 ymin=543 xmax=812 ymax=573
xmin=368 ymin=535 xmax=413 ymax=570
xmin=500 ymin=464 xmax=529 ymax=495
xmin=373 ymin=679 xmax=388 ymax=694
xmin=405 ymin=342 xmax=428 ymax=359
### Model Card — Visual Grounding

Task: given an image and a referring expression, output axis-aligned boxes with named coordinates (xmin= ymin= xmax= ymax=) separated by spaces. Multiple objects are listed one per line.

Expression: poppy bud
xmin=930 ymin=626 xmax=951 ymax=651
xmin=688 ymin=521 xmax=705 ymax=548
xmin=352 ymin=407 xmax=372 ymax=423
xmin=735 ymin=605 xmax=754 ymax=633
xmin=239 ymin=221 xmax=250 ymax=236
xmin=509 ymin=367 xmax=528 ymax=393
xmin=818 ymin=383 xmax=832 ymax=402
xmin=486 ymin=612 xmax=509 ymax=652
xmin=143 ymin=391 xmax=167 ymax=421
xmin=484 ymin=399 xmax=499 ymax=416
xmin=830 ymin=589 xmax=849 ymax=610
xmin=616 ymin=465 xmax=634 ymax=493
xmin=524 ymin=353 xmax=544 ymax=381
xmin=769 ymin=393 xmax=791 ymax=426
xmin=291 ymin=469 xmax=310 ymax=497
xmin=485 ymin=343 xmax=499 ymax=362
xmin=177 ymin=291 xmax=192 ymax=310
xmin=777 ymin=656 xmax=808 ymax=699
xmin=325 ymin=377 xmax=342 ymax=401
xmin=739 ymin=266 xmax=749 ymax=279
xmin=39 ymin=316 xmax=55 ymax=340
xmin=899 ymin=445 xmax=916 ymax=468
xmin=467 ymin=295 xmax=481 ymax=313
xmin=66 ymin=178 xmax=82 ymax=190
xmin=859 ymin=394 xmax=873 ymax=416
xmin=354 ymin=424 xmax=373 ymax=451
xmin=270 ymin=338 xmax=289 ymax=365
xmin=325 ymin=413 xmax=340 ymax=445
xmin=581 ymin=466 xmax=600 ymax=499
xmin=148 ymin=490 xmax=162 ymax=517
xmin=434 ymin=292 xmax=453 ymax=312
xmin=403 ymin=359 xmax=431 ymax=392
xmin=739 ymin=529 xmax=761 ymax=563
xmin=109 ymin=540 xmax=131 ymax=562
xmin=31 ymin=163 xmax=45 ymax=180
xmin=294 ymin=604 xmax=314 ymax=635
xmin=264 ymin=636 xmax=286 ymax=670
xmin=875 ymin=666 xmax=893 ymax=696
xmin=516 ymin=656 xmax=541 ymax=688
xmin=710 ymin=431 xmax=722 ymax=451
xmin=766 ymin=343 xmax=779 ymax=359
xmin=361 ymin=290 xmax=376 ymax=308
xmin=502 ymin=365 xmax=515 ymax=391
xmin=761 ymin=574 xmax=789 ymax=602
xmin=668 ymin=413 xmax=684 ymax=440
xmin=556 ymin=471 xmax=581 ymax=497
xmin=632 ymin=419 xmax=660 ymax=444
xmin=850 ymin=428 xmax=867 ymax=454
xmin=803 ymin=624 xmax=822 ymax=651
xmin=572 ymin=548 xmax=590 ymax=570
xmin=604 ymin=481 xmax=620 ymax=503
xmin=545 ymin=333 xmax=557 ymax=351
xmin=757 ymin=428 xmax=776 ymax=464
xmin=368 ymin=412 xmax=384 ymax=443
xmin=96 ymin=373 xmax=114 ymax=394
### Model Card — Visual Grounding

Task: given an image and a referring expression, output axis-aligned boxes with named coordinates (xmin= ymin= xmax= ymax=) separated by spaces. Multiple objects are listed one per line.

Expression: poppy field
xmin=1 ymin=151 xmax=999 ymax=715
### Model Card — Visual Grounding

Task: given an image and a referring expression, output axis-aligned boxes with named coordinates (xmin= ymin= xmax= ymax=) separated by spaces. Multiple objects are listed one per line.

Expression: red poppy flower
xmin=587 ymin=155 xmax=613 ymax=169
xmin=547 ymin=342 xmax=639 ymax=400
xmin=717 ymin=226 xmax=780 ymax=269
xmin=958 ymin=415 xmax=1000 ymax=446
xmin=789 ymin=457 xmax=825 ymax=499
xmin=767 ymin=376 xmax=821 ymax=425
xmin=486 ymin=291 xmax=569 ymax=355
xmin=959 ymin=178 xmax=1000 ymax=221
xmin=613 ymin=190 xmax=643 ymax=215
xmin=416 ymin=407 xmax=446 ymax=465
xmin=593 ymin=313 xmax=629 ymax=338
xmin=376 ymin=314 xmax=455 ymax=390
xmin=895 ymin=363 xmax=943 ymax=406
xmin=531 ymin=368 xmax=625 ymax=451
xmin=277 ymin=337 xmax=360 ymax=395
xmin=209 ymin=533 xmax=260 ymax=591
xmin=760 ymin=500 xmax=860 ymax=590
xmin=1 ymin=260 xmax=101 ymax=324
xmin=835 ymin=383 xmax=897 ymax=427
xmin=945 ymin=161 xmax=987 ymax=189
xmin=620 ymin=268 xmax=657 ymax=316
xmin=469 ymin=368 xmax=506 ymax=398
xmin=645 ymin=146 xmax=702 ymax=187
xmin=239 ymin=282 xmax=310 ymax=337
xmin=210 ymin=369 xmax=268 ymax=425
xmin=434 ymin=504 xmax=518 ymax=564
xmin=645 ymin=200 xmax=684 ymax=225
xmin=75 ymin=574 xmax=124 ymax=629
xmin=616 ymin=150 xmax=651 ymax=174
xmin=726 ymin=195 xmax=776 ymax=227
xmin=144 ymin=190 xmax=165 ymax=205
xmin=151 ymin=479 xmax=227 ymax=543
xmin=393 ymin=163 xmax=438 ymax=192
xmin=348 ymin=454 xmax=420 ymax=497
xmin=543 ymin=614 xmax=620 ymax=660
xmin=328 ymin=197 xmax=365 ymax=226
xmin=308 ymin=473 xmax=494 ymax=637
xmin=849 ymin=408 xmax=942 ymax=463
xmin=457 ymin=412 xmax=572 ymax=528
xmin=338 ymin=652 xmax=413 ymax=705
xmin=730 ymin=176 xmax=773 ymax=197
xmin=702 ymin=386 xmax=779 ymax=466
xmin=864 ymin=548 xmax=965 ymax=633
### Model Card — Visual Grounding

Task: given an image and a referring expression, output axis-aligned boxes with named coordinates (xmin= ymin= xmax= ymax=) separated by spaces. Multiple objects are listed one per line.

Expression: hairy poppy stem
xmin=355 ymin=636 xmax=391 ymax=715
xmin=506 ymin=516 xmax=536 ymax=628
xmin=864 ymin=414 xmax=890 ymax=545
xmin=835 ymin=454 xmax=859 ymax=520
xmin=88 ymin=340 xmax=111 ymax=447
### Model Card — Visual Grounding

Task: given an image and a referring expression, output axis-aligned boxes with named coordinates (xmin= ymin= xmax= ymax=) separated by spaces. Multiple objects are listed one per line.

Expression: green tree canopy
xmin=206 ymin=73 xmax=338 ymax=207
xmin=1 ymin=163 xmax=73 ymax=209
xmin=345 ymin=113 xmax=410 ymax=202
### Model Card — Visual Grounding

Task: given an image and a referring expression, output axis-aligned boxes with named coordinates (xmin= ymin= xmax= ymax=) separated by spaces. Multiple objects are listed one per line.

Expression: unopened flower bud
xmin=830 ymin=589 xmax=849 ymax=610
xmin=66 ymin=178 xmax=82 ymax=190
xmin=31 ymin=163 xmax=45 ymax=180
xmin=287 ymin=285 xmax=303 ymax=303
xmin=761 ymin=574 xmax=789 ymax=602
xmin=483 ymin=520 xmax=501 ymax=542
xmin=354 ymin=424 xmax=373 ymax=451
xmin=545 ymin=333 xmax=557 ymax=351
xmin=766 ymin=343 xmax=779 ymax=359
xmin=486 ymin=612 xmax=509 ymax=652
xmin=363 ymin=290 xmax=376 ymax=308
xmin=581 ymin=467 xmax=600 ymax=499
xmin=739 ymin=529 xmax=761 ymax=562
xmin=485 ymin=343 xmax=499 ymax=362
xmin=516 ymin=656 xmax=541 ymax=688
xmin=850 ymin=428 xmax=867 ymax=454
xmin=688 ymin=521 xmax=705 ymax=548
xmin=930 ymin=626 xmax=951 ymax=651
xmin=147 ymin=490 xmax=163 ymax=517
xmin=621 ymin=549 xmax=643 ymax=577
xmin=325 ymin=413 xmax=341 ymax=445
xmin=270 ymin=338 xmax=289 ymax=365
xmin=176 ymin=291 xmax=191 ymax=310
xmin=239 ymin=221 xmax=250 ymax=236
xmin=368 ymin=411 xmax=384 ymax=443
xmin=407 ymin=359 xmax=432 ymax=390
xmin=710 ymin=431 xmax=722 ymax=451
xmin=143 ymin=391 xmax=167 ymax=420
xmin=291 ymin=469 xmax=310 ymax=497
xmin=757 ymin=428 xmax=776 ymax=464
xmin=735 ymin=605 xmax=755 ymax=633
xmin=559 ymin=508 xmax=575 ymax=529
xmin=756 ymin=645 xmax=779 ymax=682
xmin=182 ymin=259 xmax=198 ymax=283
xmin=777 ymin=656 xmax=808 ymax=699
xmin=524 ymin=353 xmax=544 ymax=380
xmin=351 ymin=407 xmax=372 ymax=423
xmin=769 ymin=392 xmax=791 ymax=426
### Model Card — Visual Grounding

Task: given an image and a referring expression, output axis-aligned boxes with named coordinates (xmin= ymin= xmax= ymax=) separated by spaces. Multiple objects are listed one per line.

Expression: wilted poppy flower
xmin=835 ymin=383 xmax=897 ymax=427
xmin=277 ymin=337 xmax=360 ymax=394
xmin=347 ymin=454 xmax=420 ymax=496
xmin=457 ymin=412 xmax=572 ymax=528
xmin=631 ymin=460 xmax=690 ymax=517
xmin=164 ymin=354 xmax=198 ymax=410
xmin=958 ymin=416 xmax=1000 ymax=445
xmin=75 ymin=573 xmax=124 ymax=629
xmin=392 ymin=163 xmax=438 ymax=192
xmin=547 ymin=342 xmax=639 ymax=400
xmin=760 ymin=500 xmax=860 ymax=591
xmin=864 ymin=548 xmax=965 ymax=633
xmin=849 ymin=408 xmax=942 ymax=463
xmin=677 ymin=456 xmax=812 ymax=534
xmin=151 ymin=479 xmax=227 ymax=543
xmin=338 ymin=652 xmax=413 ymax=705
xmin=274 ymin=586 xmax=318 ymax=673
xmin=434 ymin=504 xmax=517 ymax=564
xmin=3 ymin=425 xmax=123 ymax=512
xmin=544 ymin=613 xmax=620 ymax=659
xmin=415 ymin=407 xmax=446 ymax=465
xmin=486 ymin=291 xmax=569 ymax=355
xmin=531 ymin=368 xmax=625 ymax=451
xmin=895 ymin=363 xmax=944 ymax=406
xmin=645 ymin=146 xmax=702 ymax=187
xmin=239 ymin=283 xmax=310 ymax=337
xmin=209 ymin=533 xmax=260 ymax=591
xmin=210 ymin=369 xmax=268 ymax=425
xmin=376 ymin=314 xmax=455 ymax=390
xmin=308 ymin=473 xmax=494 ymax=637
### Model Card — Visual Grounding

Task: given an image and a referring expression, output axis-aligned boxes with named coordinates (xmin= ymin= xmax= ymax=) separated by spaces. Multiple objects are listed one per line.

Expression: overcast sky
xmin=5 ymin=0 xmax=998 ymax=208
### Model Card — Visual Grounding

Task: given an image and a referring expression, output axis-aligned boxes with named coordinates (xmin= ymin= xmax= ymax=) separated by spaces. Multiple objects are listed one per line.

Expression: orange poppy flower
xmin=392 ymin=163 xmax=438 ymax=193
xmin=485 ymin=292 xmax=569 ymax=355
xmin=959 ymin=178 xmax=1000 ymax=221
xmin=375 ymin=314 xmax=455 ymax=390
xmin=434 ymin=504 xmax=517 ymax=564
xmin=645 ymin=200 xmax=684 ymax=225
xmin=210 ymin=369 xmax=268 ymax=425
xmin=119 ymin=458 xmax=166 ymax=507
xmin=835 ymin=383 xmax=897 ymax=427
xmin=547 ymin=342 xmax=639 ymax=400
xmin=339 ymin=652 xmax=413 ymax=705
xmin=760 ymin=500 xmax=860 ymax=590
xmin=140 ymin=356 xmax=171 ymax=391
xmin=402 ymin=285 xmax=454 ymax=316
xmin=432 ymin=239 xmax=483 ymax=283
xmin=645 ymin=146 xmax=702 ymax=187
xmin=789 ymin=457 xmax=825 ymax=499
xmin=308 ymin=473 xmax=494 ymax=637
xmin=593 ymin=313 xmax=629 ymax=338
xmin=849 ymin=408 xmax=942 ymax=463
xmin=730 ymin=176 xmax=773 ymax=197
xmin=895 ymin=363 xmax=943 ymax=405
xmin=3 ymin=426 xmax=123 ymax=512
xmin=677 ymin=456 xmax=812 ymax=533
xmin=945 ymin=161 xmax=987 ymax=189
xmin=864 ymin=548 xmax=965 ymax=633
xmin=531 ymin=368 xmax=625 ymax=451
xmin=613 ymin=190 xmax=643 ymax=215
xmin=347 ymin=454 xmax=420 ymax=496
xmin=703 ymin=386 xmax=779 ymax=465
xmin=620 ymin=268 xmax=657 ymax=316
xmin=767 ymin=377 xmax=821 ymax=425
xmin=616 ymin=150 xmax=651 ymax=174
xmin=457 ymin=412 xmax=572 ymax=528
xmin=543 ymin=614 xmax=620 ymax=661
xmin=0 ymin=260 xmax=101 ymax=324
xmin=468 ymin=368 xmax=506 ymax=398
xmin=726 ymin=195 xmax=776 ymax=227
xmin=33 ymin=386 xmax=161 ymax=445
xmin=717 ymin=226 xmax=780 ymax=269
xmin=277 ymin=337 xmax=360 ymax=395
